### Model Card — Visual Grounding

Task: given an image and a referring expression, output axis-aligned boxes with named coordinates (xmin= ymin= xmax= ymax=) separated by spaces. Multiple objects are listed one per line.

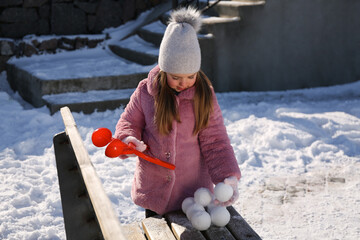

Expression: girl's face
xmin=166 ymin=72 xmax=197 ymax=92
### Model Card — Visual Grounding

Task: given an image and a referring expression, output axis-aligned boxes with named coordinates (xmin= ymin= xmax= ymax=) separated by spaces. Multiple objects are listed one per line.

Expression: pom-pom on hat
xmin=158 ymin=7 xmax=202 ymax=74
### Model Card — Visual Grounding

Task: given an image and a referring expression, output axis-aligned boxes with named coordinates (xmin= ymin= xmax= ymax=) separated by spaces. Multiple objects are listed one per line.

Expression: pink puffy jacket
xmin=115 ymin=65 xmax=241 ymax=215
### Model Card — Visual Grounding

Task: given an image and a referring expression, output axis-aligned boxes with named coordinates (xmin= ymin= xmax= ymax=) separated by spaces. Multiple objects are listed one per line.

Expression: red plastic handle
xmin=130 ymin=147 xmax=176 ymax=170
xmin=92 ymin=128 xmax=175 ymax=170
xmin=125 ymin=142 xmax=175 ymax=170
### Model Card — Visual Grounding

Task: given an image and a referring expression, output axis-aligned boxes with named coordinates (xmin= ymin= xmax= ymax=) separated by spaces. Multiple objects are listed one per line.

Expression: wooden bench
xmin=54 ymin=106 xmax=261 ymax=240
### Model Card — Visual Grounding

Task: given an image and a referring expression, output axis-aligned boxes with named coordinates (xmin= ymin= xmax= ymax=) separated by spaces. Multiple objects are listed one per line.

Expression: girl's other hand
xmin=122 ymin=136 xmax=147 ymax=152
xmin=214 ymin=176 xmax=239 ymax=207
xmin=118 ymin=136 xmax=147 ymax=159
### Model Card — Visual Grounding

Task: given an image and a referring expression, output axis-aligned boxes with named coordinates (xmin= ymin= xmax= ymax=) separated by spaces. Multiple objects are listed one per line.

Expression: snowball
xmin=186 ymin=203 xmax=205 ymax=220
xmin=206 ymin=202 xmax=217 ymax=213
xmin=182 ymin=197 xmax=195 ymax=213
xmin=194 ymin=188 xmax=213 ymax=206
xmin=214 ymin=182 xmax=233 ymax=202
xmin=190 ymin=211 xmax=211 ymax=231
xmin=210 ymin=206 xmax=231 ymax=227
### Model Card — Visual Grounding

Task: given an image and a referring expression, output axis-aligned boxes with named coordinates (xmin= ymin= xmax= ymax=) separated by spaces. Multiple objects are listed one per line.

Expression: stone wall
xmin=0 ymin=0 xmax=163 ymax=39
xmin=0 ymin=36 xmax=107 ymax=71
xmin=0 ymin=0 xmax=163 ymax=71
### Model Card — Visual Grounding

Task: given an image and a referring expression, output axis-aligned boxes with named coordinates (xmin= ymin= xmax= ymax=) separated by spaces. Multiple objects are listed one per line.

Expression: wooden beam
xmin=226 ymin=206 xmax=262 ymax=240
xmin=122 ymin=222 xmax=146 ymax=240
xmin=60 ymin=106 xmax=125 ymax=240
xmin=54 ymin=132 xmax=104 ymax=240
xmin=165 ymin=211 xmax=206 ymax=240
xmin=203 ymin=225 xmax=236 ymax=240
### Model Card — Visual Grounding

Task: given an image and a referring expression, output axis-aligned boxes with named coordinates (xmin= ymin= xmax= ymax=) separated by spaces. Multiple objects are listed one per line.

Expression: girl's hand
xmin=118 ymin=136 xmax=147 ymax=159
xmin=214 ymin=176 xmax=239 ymax=207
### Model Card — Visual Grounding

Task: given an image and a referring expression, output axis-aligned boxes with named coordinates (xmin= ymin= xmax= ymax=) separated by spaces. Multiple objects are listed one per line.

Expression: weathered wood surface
xmin=60 ymin=106 xmax=125 ymax=240
xmin=54 ymin=132 xmax=104 ymax=240
xmin=227 ymin=206 xmax=262 ymax=240
xmin=203 ymin=224 xmax=236 ymax=240
xmin=142 ymin=215 xmax=177 ymax=240
xmin=122 ymin=222 xmax=146 ymax=240
xmin=152 ymin=206 xmax=262 ymax=240
xmin=165 ymin=211 xmax=206 ymax=240
xmin=164 ymin=206 xmax=262 ymax=240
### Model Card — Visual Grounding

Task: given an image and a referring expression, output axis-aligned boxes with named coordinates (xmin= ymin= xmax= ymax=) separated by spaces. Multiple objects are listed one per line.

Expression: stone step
xmin=107 ymin=0 xmax=257 ymax=68
xmin=108 ymin=0 xmax=258 ymax=67
xmin=43 ymin=88 xmax=135 ymax=114
xmin=6 ymin=0 xmax=265 ymax=115
xmin=108 ymin=34 xmax=159 ymax=66
xmin=6 ymin=48 xmax=153 ymax=108
xmin=137 ymin=20 xmax=167 ymax=47
xmin=231 ymin=0 xmax=266 ymax=2
xmin=8 ymin=62 xmax=147 ymax=108
xmin=103 ymin=0 xmax=172 ymax=42
xmin=108 ymin=18 xmax=216 ymax=67
xmin=206 ymin=0 xmax=266 ymax=18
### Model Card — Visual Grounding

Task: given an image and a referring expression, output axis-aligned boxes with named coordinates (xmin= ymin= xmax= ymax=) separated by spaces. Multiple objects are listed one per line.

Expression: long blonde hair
xmin=153 ymin=70 xmax=213 ymax=135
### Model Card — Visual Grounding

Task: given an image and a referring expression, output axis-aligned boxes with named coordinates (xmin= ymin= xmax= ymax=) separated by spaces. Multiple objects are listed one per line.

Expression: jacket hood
xmin=146 ymin=65 xmax=196 ymax=100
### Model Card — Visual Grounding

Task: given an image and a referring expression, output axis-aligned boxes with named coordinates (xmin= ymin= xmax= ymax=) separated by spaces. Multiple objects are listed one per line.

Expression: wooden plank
xmin=165 ymin=211 xmax=206 ymax=240
xmin=60 ymin=106 xmax=125 ymax=240
xmin=203 ymin=225 xmax=236 ymax=240
xmin=60 ymin=106 xmax=90 ymax=166
xmin=142 ymin=215 xmax=176 ymax=240
xmin=226 ymin=206 xmax=262 ymax=240
xmin=54 ymin=132 xmax=104 ymax=240
xmin=121 ymin=222 xmax=146 ymax=240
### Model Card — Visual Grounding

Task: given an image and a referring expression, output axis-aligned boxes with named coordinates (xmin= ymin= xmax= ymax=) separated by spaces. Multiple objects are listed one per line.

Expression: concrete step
xmin=108 ymin=17 xmax=217 ymax=68
xmin=206 ymin=0 xmax=266 ymax=18
xmin=137 ymin=20 xmax=167 ymax=47
xmin=108 ymin=34 xmax=159 ymax=66
xmin=6 ymin=48 xmax=154 ymax=109
xmin=6 ymin=0 xmax=266 ymax=115
xmin=43 ymin=88 xmax=135 ymax=114
xmin=103 ymin=0 xmax=172 ymax=42
xmin=108 ymin=0 xmax=258 ymax=67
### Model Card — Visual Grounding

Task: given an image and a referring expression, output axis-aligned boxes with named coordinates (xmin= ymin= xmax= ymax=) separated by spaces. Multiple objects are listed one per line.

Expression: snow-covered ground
xmin=1 ymin=67 xmax=359 ymax=239
xmin=1 ymin=8 xmax=360 ymax=239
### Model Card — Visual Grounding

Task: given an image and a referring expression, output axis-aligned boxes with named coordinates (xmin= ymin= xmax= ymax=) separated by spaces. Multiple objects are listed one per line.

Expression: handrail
xmin=60 ymin=106 xmax=126 ymax=240
xmin=200 ymin=0 xmax=221 ymax=13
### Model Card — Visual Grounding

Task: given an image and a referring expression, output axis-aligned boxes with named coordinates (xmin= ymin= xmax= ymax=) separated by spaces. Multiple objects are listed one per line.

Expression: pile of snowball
xmin=181 ymin=182 xmax=234 ymax=231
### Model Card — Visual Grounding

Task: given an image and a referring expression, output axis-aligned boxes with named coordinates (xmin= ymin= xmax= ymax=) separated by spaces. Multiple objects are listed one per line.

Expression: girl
xmin=114 ymin=7 xmax=241 ymax=216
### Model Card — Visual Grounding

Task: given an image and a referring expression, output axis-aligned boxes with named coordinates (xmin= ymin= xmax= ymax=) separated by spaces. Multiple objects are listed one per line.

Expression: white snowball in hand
xmin=210 ymin=206 xmax=231 ymax=227
xmin=214 ymin=182 xmax=233 ymax=202
xmin=190 ymin=211 xmax=211 ymax=231
xmin=182 ymin=197 xmax=195 ymax=213
xmin=186 ymin=203 xmax=205 ymax=220
xmin=194 ymin=188 xmax=213 ymax=206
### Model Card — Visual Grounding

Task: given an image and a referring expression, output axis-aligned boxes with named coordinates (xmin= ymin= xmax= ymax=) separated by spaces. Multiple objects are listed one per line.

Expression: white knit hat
xmin=158 ymin=7 xmax=202 ymax=74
